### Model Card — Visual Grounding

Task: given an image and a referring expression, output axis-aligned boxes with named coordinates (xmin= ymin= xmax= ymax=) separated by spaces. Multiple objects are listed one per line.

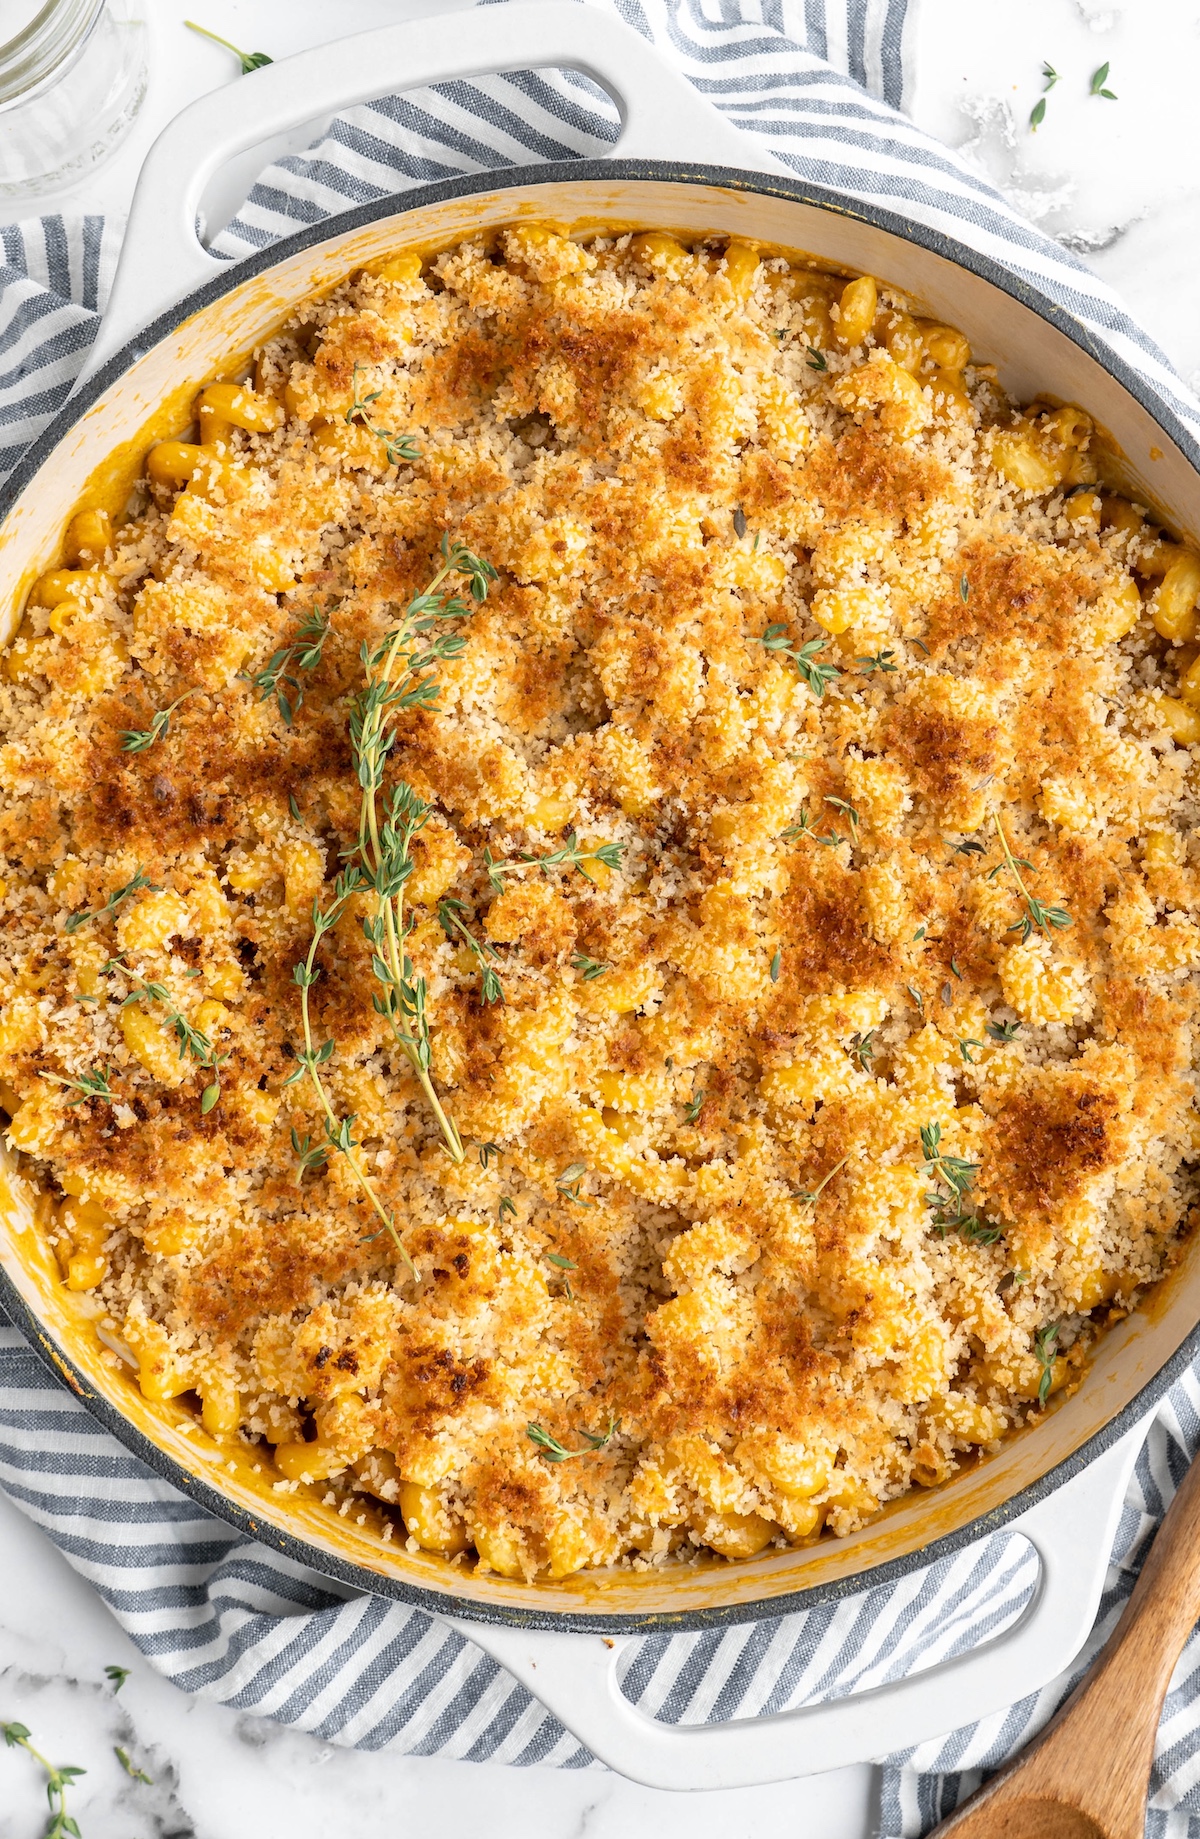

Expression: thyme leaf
xmin=104 ymin=1665 xmax=130 ymax=1691
xmin=993 ymin=810 xmax=1072 ymax=940
xmin=986 ymin=1019 xmax=1021 ymax=1043
xmin=527 ymin=1416 xmax=618 ymax=1462
xmin=794 ymin=1152 xmax=850 ymax=1212
xmin=849 ymin=1030 xmax=875 ymax=1070
xmin=64 ymin=866 xmax=161 ymax=935
xmin=2 ymin=1722 xmax=85 ymax=1838
xmin=345 ymin=362 xmax=422 ymax=466
xmin=249 ymin=601 xmax=333 ymax=726
xmin=115 ymin=1744 xmax=153 ymax=1784
xmin=856 ymin=649 xmax=897 ymax=675
xmin=439 ymin=899 xmax=504 ymax=1006
xmin=1034 ymin=1323 xmax=1061 ymax=1404
xmin=120 ymin=689 xmax=196 ymax=753
xmin=484 ymin=831 xmax=624 ymax=893
xmin=556 ymin=1161 xmax=594 ymax=1207
xmin=757 ymin=623 xmax=840 ymax=698
xmin=806 ymin=347 xmax=827 ymax=372
xmin=571 ymin=953 xmax=608 ymax=981
xmin=45 ymin=1065 xmax=115 ymax=1106
xmin=184 ymin=18 xmax=272 ymax=70
xmin=684 ymin=1089 xmax=706 ymax=1125
xmin=1090 ymin=61 xmax=1116 ymax=99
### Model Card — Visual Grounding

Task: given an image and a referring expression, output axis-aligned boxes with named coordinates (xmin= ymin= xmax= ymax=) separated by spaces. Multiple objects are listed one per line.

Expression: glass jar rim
xmin=0 ymin=0 xmax=105 ymax=109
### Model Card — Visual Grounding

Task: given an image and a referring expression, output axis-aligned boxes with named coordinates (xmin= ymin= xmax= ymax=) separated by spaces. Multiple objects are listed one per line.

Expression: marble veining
xmin=3 ymin=0 xmax=1199 ymax=1830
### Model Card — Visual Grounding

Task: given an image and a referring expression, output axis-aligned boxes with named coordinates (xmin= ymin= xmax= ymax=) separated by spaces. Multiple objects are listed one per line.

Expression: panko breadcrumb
xmin=1 ymin=224 xmax=1198 ymax=1582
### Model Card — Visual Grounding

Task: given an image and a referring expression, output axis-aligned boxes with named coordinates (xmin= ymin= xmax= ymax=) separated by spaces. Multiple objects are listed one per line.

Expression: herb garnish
xmin=571 ymin=953 xmax=608 ymax=981
xmin=1090 ymin=62 xmax=1117 ymax=100
xmin=556 ymin=1162 xmax=593 ymax=1207
xmin=757 ymin=624 xmax=840 ymax=698
xmin=121 ymin=980 xmax=227 ymax=1113
xmin=120 ymin=690 xmax=195 ymax=753
xmin=857 ymin=649 xmax=897 ymax=674
xmin=498 ymin=1196 xmax=517 ymax=1222
xmin=684 ymin=1090 xmax=706 ymax=1125
xmin=184 ymin=18 xmax=272 ymax=70
xmin=953 ymin=838 xmax=986 ymax=856
xmin=104 ymin=1665 xmax=130 ymax=1692
xmin=527 ymin=1416 xmax=618 ymax=1462
xmin=918 ymin=1122 xmax=991 ymax=1240
xmin=476 ymin=1142 xmax=499 ymax=1169
xmin=64 ymin=866 xmax=161 ymax=936
xmin=345 ymin=361 xmax=421 ymax=466
xmin=907 ymin=983 xmax=925 ymax=1014
xmin=986 ymin=1019 xmax=1021 ymax=1043
xmin=115 ymin=1745 xmax=153 ymax=1784
xmin=794 ymin=1152 xmax=851 ymax=1212
xmin=546 ymin=1249 xmax=577 ymax=1299
xmin=484 ymin=831 xmax=624 ymax=893
xmin=806 ymin=347 xmax=827 ymax=372
xmin=733 ymin=507 xmax=748 ymax=539
xmin=849 ymin=1031 xmax=875 ymax=1070
xmin=45 ymin=1066 xmax=115 ymax=1106
xmin=250 ymin=602 xmax=332 ymax=727
xmin=288 ymin=538 xmax=495 ymax=1175
xmin=1034 ymin=1323 xmax=1061 ymax=1404
xmin=769 ymin=948 xmax=782 ymax=982
xmin=1030 ymin=61 xmax=1058 ymax=131
xmin=959 ymin=573 xmax=970 ymax=602
xmin=959 ymin=1038 xmax=983 ymax=1064
xmin=990 ymin=811 xmax=1072 ymax=940
xmin=438 ymin=899 xmax=503 ymax=1005
xmin=2 ymin=1722 xmax=85 ymax=1838
xmin=825 ymin=795 xmax=859 ymax=834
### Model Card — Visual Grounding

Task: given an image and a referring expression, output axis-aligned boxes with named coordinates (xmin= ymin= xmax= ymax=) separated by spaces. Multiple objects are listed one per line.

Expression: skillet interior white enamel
xmin=2 ymin=161 xmax=1198 ymax=1632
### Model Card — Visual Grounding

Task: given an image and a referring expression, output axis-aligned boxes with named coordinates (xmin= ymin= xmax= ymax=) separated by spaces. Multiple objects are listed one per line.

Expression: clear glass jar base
xmin=0 ymin=65 xmax=145 ymax=203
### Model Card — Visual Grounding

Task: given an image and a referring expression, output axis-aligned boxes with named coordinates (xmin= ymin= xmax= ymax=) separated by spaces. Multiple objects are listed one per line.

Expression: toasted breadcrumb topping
xmin=2 ymin=225 xmax=1198 ymax=1580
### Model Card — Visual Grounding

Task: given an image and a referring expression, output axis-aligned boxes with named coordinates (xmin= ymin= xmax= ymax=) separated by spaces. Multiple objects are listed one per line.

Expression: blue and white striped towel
xmin=4 ymin=3 xmax=1200 ymax=1830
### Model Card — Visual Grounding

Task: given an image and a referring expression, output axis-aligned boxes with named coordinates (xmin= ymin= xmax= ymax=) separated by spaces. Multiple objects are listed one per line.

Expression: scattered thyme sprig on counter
xmin=250 ymin=602 xmax=333 ymax=726
xmin=64 ymin=866 xmax=161 ymax=936
xmin=120 ymin=689 xmax=196 ymax=753
xmin=184 ymin=18 xmax=272 ymax=70
xmin=115 ymin=1745 xmax=153 ymax=1785
xmin=757 ymin=623 xmax=840 ymax=698
xmin=483 ymin=831 xmax=624 ymax=893
xmin=438 ymin=898 xmax=504 ymax=1005
xmin=527 ymin=1414 xmax=619 ymax=1462
xmin=2 ymin=1721 xmax=85 ymax=1839
xmin=990 ymin=811 xmax=1072 ymax=941
xmin=345 ymin=362 xmax=422 ymax=467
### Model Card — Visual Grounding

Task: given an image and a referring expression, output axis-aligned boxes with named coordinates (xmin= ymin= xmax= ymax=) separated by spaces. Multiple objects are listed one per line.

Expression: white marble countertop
xmin=2 ymin=0 xmax=1198 ymax=1831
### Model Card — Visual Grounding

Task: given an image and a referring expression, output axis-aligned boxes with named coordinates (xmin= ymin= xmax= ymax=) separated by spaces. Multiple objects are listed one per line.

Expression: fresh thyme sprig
xmin=286 ymin=866 xmax=417 ymax=1276
xmin=990 ymin=812 xmax=1072 ymax=941
xmin=115 ymin=1745 xmax=153 ymax=1784
xmin=438 ymin=899 xmax=503 ymax=1005
xmin=527 ymin=1414 xmax=618 ymax=1462
xmin=780 ymin=805 xmax=843 ymax=849
xmin=120 ymin=689 xmax=195 ymax=753
xmin=545 ymin=1249 xmax=577 ymax=1299
xmin=806 ymin=347 xmax=827 ymax=372
xmin=64 ymin=866 xmax=161 ymax=935
xmin=1090 ymin=61 xmax=1116 ymax=100
xmin=184 ymin=18 xmax=272 ymax=70
xmin=121 ymin=980 xmax=227 ymax=1113
xmin=849 ymin=1030 xmax=875 ymax=1070
xmin=986 ymin=1019 xmax=1021 ymax=1043
xmin=250 ymin=602 xmax=333 ymax=726
xmin=684 ymin=1089 xmax=706 ymax=1124
xmin=918 ymin=1122 xmax=993 ymax=1240
xmin=104 ymin=1666 xmax=130 ymax=1692
xmin=757 ymin=623 xmax=840 ymax=698
xmin=556 ymin=1161 xmax=593 ymax=1207
xmin=345 ymin=362 xmax=422 ymax=467
xmin=571 ymin=953 xmax=608 ymax=981
xmin=2 ymin=1722 xmax=85 ymax=1839
xmin=1034 ymin=1322 xmax=1061 ymax=1404
xmin=825 ymin=795 xmax=859 ymax=834
xmin=336 ymin=536 xmax=496 ymax=1160
xmin=857 ymin=649 xmax=897 ymax=675
xmin=483 ymin=831 xmax=624 ymax=894
xmin=794 ymin=1152 xmax=850 ymax=1212
xmin=45 ymin=1066 xmax=115 ymax=1106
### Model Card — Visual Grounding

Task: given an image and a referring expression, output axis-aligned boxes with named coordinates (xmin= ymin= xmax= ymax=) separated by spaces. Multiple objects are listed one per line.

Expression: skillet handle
xmin=444 ymin=1422 xmax=1147 ymax=1792
xmin=86 ymin=0 xmax=775 ymax=380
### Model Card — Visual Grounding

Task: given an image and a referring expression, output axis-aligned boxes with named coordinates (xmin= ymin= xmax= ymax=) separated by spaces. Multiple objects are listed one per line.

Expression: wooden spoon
xmin=929 ymin=1447 xmax=1200 ymax=1839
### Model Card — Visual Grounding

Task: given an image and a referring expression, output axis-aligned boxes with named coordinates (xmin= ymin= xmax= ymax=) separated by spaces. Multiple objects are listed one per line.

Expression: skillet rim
xmin=1 ymin=155 xmax=1198 ymax=1634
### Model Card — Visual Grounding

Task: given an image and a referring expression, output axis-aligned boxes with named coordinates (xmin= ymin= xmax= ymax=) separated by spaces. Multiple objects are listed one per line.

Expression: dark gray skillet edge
xmin=1 ymin=157 xmax=1197 ymax=1634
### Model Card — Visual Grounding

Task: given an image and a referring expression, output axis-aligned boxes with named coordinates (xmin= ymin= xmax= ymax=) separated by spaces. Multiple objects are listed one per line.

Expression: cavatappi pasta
xmin=1 ymin=225 xmax=1198 ymax=1580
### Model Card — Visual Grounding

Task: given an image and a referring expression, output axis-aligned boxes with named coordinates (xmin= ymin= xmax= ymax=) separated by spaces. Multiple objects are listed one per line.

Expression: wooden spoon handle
xmin=936 ymin=1447 xmax=1200 ymax=1839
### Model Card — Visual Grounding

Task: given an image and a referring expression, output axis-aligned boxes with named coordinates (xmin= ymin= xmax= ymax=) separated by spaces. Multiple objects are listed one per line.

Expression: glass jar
xmin=0 ymin=0 xmax=147 ymax=204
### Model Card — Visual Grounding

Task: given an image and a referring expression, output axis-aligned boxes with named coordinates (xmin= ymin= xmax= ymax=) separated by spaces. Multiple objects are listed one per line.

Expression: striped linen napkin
xmin=3 ymin=3 xmax=1200 ymax=1829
